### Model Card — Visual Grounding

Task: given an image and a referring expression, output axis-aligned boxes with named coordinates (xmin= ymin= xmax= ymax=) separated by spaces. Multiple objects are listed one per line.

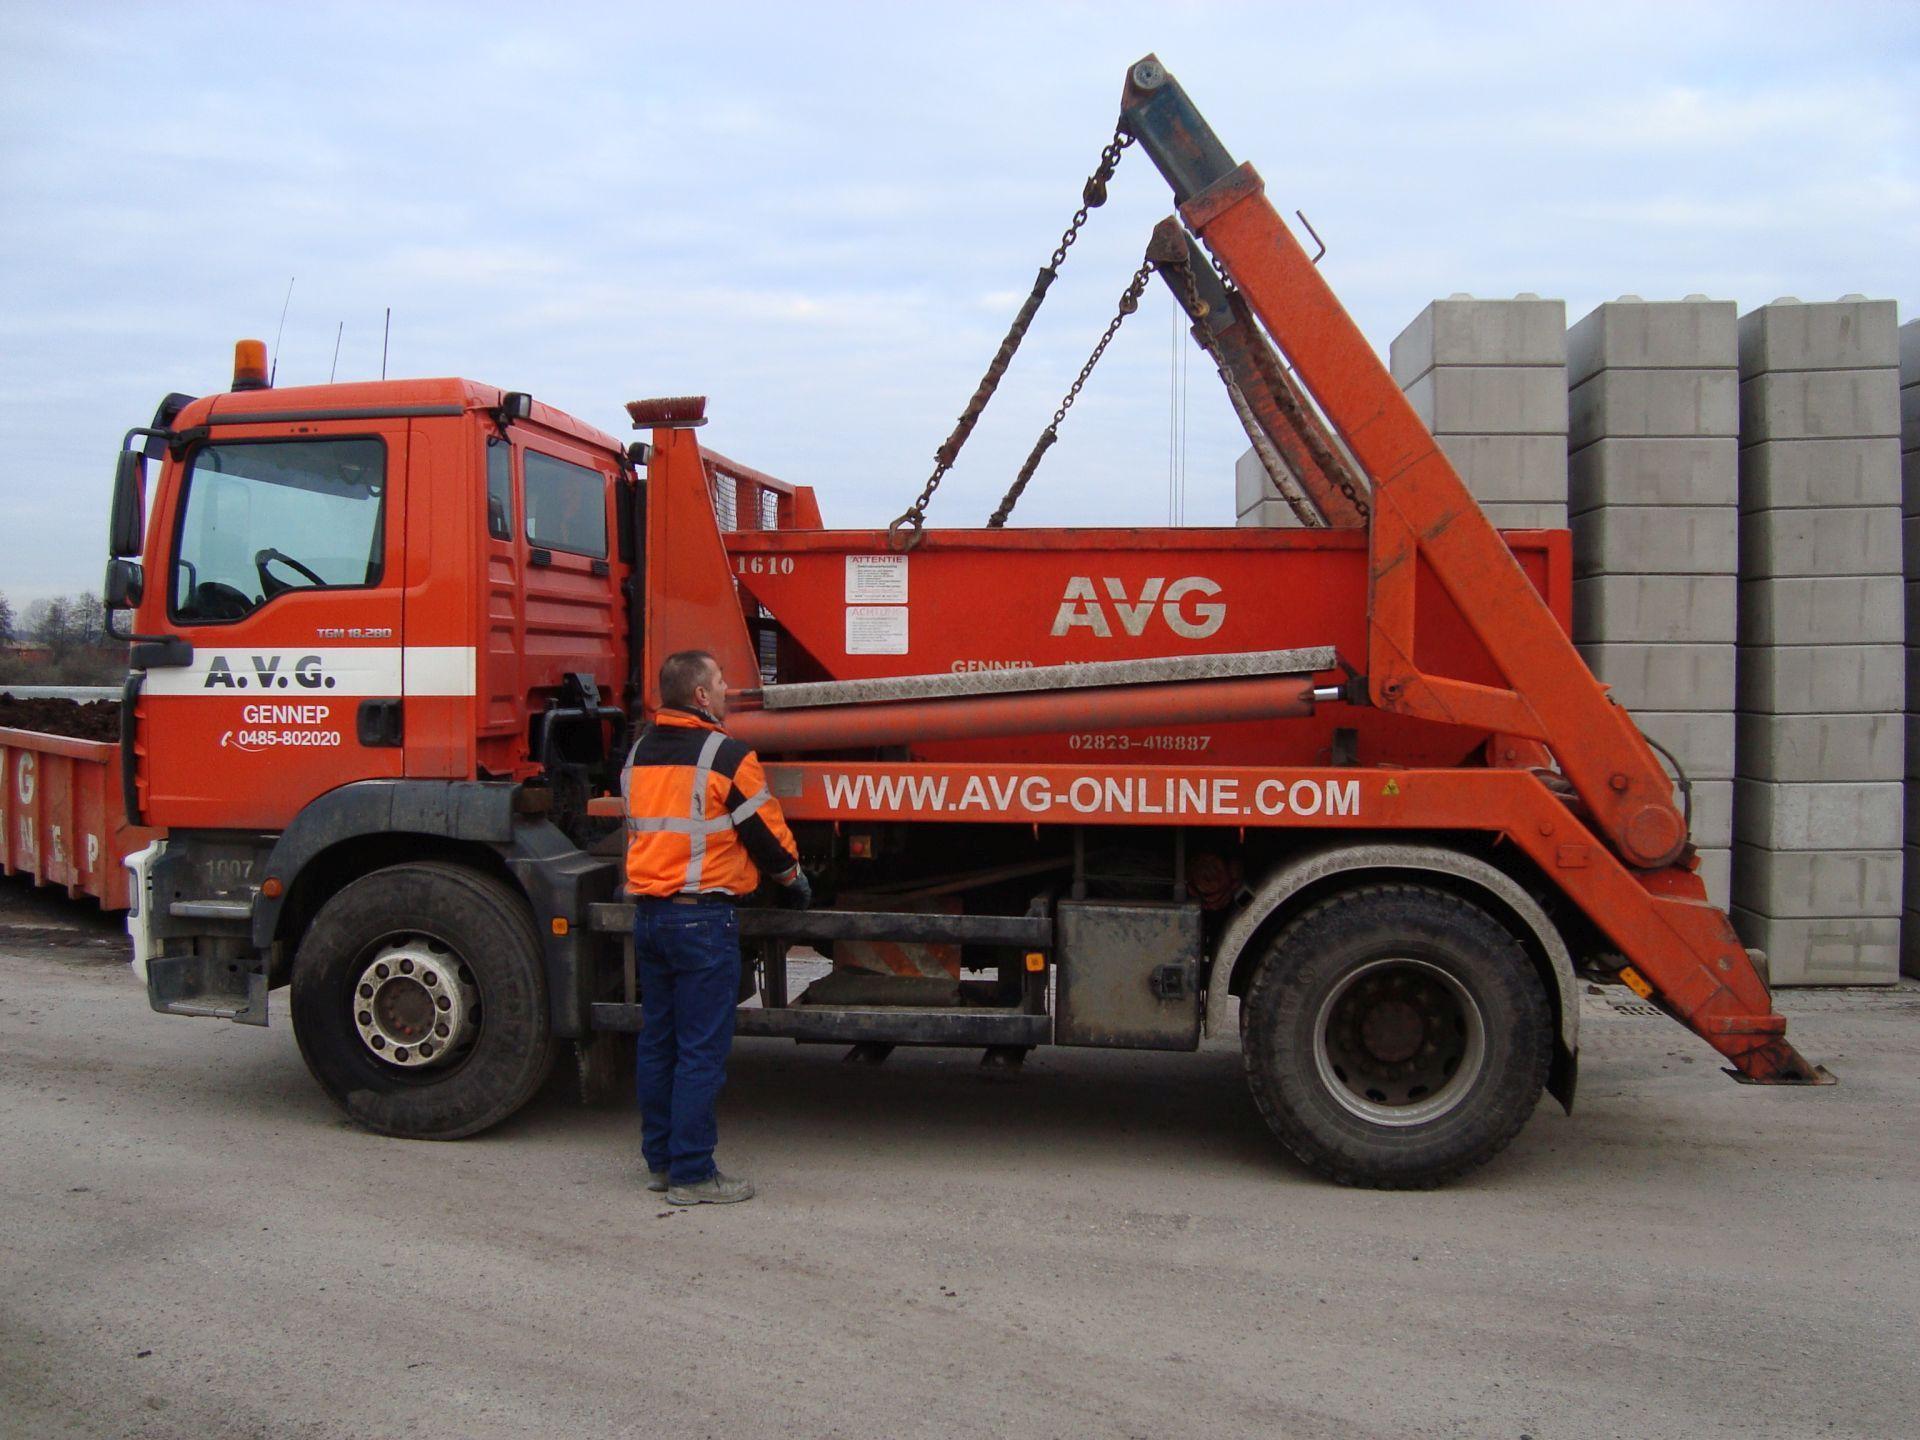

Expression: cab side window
xmin=522 ymin=449 xmax=607 ymax=558
xmin=486 ymin=438 xmax=513 ymax=541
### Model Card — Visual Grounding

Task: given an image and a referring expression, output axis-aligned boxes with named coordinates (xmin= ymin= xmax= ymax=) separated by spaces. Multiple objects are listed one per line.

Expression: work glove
xmin=778 ymin=868 xmax=813 ymax=911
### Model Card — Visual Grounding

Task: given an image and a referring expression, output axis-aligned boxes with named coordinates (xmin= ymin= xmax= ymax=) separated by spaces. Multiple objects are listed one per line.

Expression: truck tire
xmin=289 ymin=862 xmax=553 ymax=1139
xmin=1240 ymin=883 xmax=1550 ymax=1188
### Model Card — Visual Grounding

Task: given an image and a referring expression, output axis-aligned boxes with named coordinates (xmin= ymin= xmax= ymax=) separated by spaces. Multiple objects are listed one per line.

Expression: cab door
xmin=141 ymin=419 xmax=409 ymax=830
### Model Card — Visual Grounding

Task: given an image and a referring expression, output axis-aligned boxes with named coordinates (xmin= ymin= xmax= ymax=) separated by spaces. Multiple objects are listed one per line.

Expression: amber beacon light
xmin=232 ymin=338 xmax=270 ymax=391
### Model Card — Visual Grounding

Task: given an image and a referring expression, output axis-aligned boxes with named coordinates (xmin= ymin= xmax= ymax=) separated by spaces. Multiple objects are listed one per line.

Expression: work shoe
xmin=666 ymin=1170 xmax=755 ymax=1206
xmin=644 ymin=1168 xmax=669 ymax=1193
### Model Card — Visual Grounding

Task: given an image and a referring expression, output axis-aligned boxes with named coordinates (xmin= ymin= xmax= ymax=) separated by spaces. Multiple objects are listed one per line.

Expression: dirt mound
xmin=0 ymin=695 xmax=122 ymax=743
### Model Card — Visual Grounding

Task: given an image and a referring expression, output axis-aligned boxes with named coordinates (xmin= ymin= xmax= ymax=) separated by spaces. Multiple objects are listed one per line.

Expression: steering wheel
xmin=255 ymin=547 xmax=326 ymax=598
xmin=192 ymin=581 xmax=256 ymax=621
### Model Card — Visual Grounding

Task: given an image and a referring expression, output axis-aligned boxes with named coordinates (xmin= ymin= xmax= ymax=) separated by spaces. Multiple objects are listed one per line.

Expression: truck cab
xmin=121 ymin=374 xmax=630 ymax=822
xmin=109 ymin=365 xmax=638 ymax=1052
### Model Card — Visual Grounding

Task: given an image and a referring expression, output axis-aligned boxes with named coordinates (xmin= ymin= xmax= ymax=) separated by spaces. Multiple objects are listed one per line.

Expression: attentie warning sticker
xmin=846 ymin=606 xmax=908 ymax=655
xmin=845 ymin=554 xmax=908 ymax=604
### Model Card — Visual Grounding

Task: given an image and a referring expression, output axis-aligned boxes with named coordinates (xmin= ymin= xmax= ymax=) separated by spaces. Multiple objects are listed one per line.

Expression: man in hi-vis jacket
xmin=624 ymin=650 xmax=810 ymax=1204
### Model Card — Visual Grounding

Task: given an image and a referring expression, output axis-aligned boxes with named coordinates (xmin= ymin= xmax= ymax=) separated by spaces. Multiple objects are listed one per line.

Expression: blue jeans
xmin=634 ymin=898 xmax=742 ymax=1185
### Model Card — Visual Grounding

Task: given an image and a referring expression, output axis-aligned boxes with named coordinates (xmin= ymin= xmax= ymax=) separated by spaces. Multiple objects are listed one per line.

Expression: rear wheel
xmin=1240 ymin=883 xmax=1550 ymax=1188
xmin=289 ymin=862 xmax=553 ymax=1139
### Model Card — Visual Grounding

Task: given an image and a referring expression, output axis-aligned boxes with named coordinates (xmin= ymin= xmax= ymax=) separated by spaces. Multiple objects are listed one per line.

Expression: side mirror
xmin=110 ymin=448 xmax=146 ymax=557
xmin=104 ymin=556 xmax=145 ymax=609
xmin=499 ymin=391 xmax=534 ymax=423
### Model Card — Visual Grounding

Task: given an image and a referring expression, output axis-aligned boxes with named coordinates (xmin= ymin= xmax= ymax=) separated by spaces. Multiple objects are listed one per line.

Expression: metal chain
xmin=887 ymin=129 xmax=1134 ymax=550
xmin=988 ymin=260 xmax=1155 ymax=528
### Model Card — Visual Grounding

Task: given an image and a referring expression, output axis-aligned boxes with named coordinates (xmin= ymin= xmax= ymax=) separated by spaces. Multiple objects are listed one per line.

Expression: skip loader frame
xmin=1110 ymin=57 xmax=1818 ymax=1087
xmin=110 ymin=54 xmax=1824 ymax=1192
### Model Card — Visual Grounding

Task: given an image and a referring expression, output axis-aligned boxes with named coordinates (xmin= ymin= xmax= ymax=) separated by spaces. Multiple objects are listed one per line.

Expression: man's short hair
xmin=658 ymin=650 xmax=719 ymax=711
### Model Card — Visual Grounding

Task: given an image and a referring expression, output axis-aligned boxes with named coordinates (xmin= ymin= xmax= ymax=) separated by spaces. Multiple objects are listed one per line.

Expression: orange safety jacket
xmin=623 ymin=708 xmax=800 ymax=898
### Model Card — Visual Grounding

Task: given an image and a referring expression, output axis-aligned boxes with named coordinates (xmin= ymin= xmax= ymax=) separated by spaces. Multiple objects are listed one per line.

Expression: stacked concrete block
xmin=1565 ymin=297 xmax=1739 ymax=907
xmin=1390 ymin=295 xmax=1570 ymax=528
xmin=1904 ymin=320 xmax=1920 ymax=977
xmin=1734 ymin=298 xmax=1904 ymax=985
xmin=1235 ymin=447 xmax=1304 ymax=528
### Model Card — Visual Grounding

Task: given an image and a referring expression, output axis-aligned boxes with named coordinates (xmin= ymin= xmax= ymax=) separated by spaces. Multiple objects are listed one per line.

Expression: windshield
xmin=170 ymin=438 xmax=386 ymax=623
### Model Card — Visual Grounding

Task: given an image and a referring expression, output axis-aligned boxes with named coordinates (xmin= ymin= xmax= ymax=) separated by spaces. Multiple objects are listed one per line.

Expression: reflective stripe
xmin=730 ymin=790 xmax=771 ymax=825
xmin=627 ymin=815 xmax=737 ymax=835
xmin=620 ymin=736 xmax=646 ymax=834
xmin=682 ymin=731 xmax=727 ymax=892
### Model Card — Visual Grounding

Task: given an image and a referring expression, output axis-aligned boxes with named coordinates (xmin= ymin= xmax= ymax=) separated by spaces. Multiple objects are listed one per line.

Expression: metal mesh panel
xmin=757 ymin=623 xmax=779 ymax=685
xmin=709 ymin=472 xmax=737 ymax=530
xmin=760 ymin=487 xmax=780 ymax=530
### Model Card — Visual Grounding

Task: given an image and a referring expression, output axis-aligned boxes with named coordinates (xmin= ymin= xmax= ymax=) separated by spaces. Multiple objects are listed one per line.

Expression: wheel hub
xmin=352 ymin=940 xmax=478 ymax=1068
xmin=1359 ymin=998 xmax=1426 ymax=1064
xmin=1312 ymin=958 xmax=1487 ymax=1126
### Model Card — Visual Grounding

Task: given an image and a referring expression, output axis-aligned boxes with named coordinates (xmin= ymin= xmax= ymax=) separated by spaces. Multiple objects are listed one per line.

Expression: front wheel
xmin=289 ymin=862 xmax=553 ymax=1139
xmin=1241 ymin=883 xmax=1551 ymax=1188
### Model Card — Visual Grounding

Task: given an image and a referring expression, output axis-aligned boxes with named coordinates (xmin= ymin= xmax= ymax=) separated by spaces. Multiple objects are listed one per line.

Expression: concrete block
xmin=1234 ymin=449 xmax=1317 ymax=523
xmin=1480 ymin=502 xmax=1568 ymax=529
xmin=1635 ymin=710 xmax=1735 ymax=778
xmin=1568 ymin=437 xmax=1737 ymax=513
xmin=1566 ymin=297 xmax=1737 ymax=385
xmin=1737 ymin=644 xmax=1906 ymax=713
xmin=1688 ymin=779 xmax=1734 ymax=849
xmin=1733 ymin=847 xmax=1903 ymax=917
xmin=1433 ymin=434 xmax=1569 ymax=502
xmin=1730 ymin=908 xmax=1899 ymax=986
xmin=1567 ymin=369 xmax=1738 ymax=445
xmin=1236 ymin=497 xmax=1304 ymax=529
xmin=1738 ymin=369 xmax=1900 ymax=443
xmin=1573 ymin=575 xmax=1735 ymax=644
xmin=1697 ymin=847 xmax=1731 ymax=911
xmin=1406 ymin=366 xmax=1568 ymax=437
xmin=1737 ymin=575 xmax=1903 ymax=645
xmin=1739 ymin=437 xmax=1900 ymax=511
xmin=1390 ymin=296 xmax=1567 ymax=386
xmin=1739 ymin=508 xmax=1902 ymax=579
xmin=1580 ymin=643 xmax=1735 ymax=711
xmin=1901 ymin=379 xmax=1920 ymax=444
xmin=1732 ymin=780 xmax=1904 ymax=850
xmin=1737 ymin=297 xmax=1899 ymax=378
xmin=1235 ymin=447 xmax=1273 ymax=516
xmin=1736 ymin=712 xmax=1904 ymax=782
xmin=1902 ymin=318 xmax=1920 ymax=382
xmin=1573 ymin=505 xmax=1735 ymax=578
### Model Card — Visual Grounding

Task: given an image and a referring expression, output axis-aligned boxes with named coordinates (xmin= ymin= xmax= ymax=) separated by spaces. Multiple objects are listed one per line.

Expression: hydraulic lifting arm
xmin=1121 ymin=55 xmax=1684 ymax=870
xmin=1119 ymin=55 xmax=1825 ymax=1085
xmin=1149 ymin=218 xmax=1370 ymax=527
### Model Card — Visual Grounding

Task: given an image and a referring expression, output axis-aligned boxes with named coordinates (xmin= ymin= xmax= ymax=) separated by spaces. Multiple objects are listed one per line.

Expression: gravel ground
xmin=1 ymin=874 xmax=1915 ymax=1440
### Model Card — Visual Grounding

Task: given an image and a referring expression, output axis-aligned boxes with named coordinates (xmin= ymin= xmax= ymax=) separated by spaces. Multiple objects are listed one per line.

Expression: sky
xmin=1 ymin=0 xmax=1915 ymax=607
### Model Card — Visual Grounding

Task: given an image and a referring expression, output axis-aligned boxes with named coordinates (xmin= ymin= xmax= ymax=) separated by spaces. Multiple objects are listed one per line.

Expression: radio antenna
xmin=381 ymin=307 xmax=391 ymax=380
xmin=270 ymin=276 xmax=295 ymax=386
xmin=329 ymin=321 xmax=344 ymax=383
